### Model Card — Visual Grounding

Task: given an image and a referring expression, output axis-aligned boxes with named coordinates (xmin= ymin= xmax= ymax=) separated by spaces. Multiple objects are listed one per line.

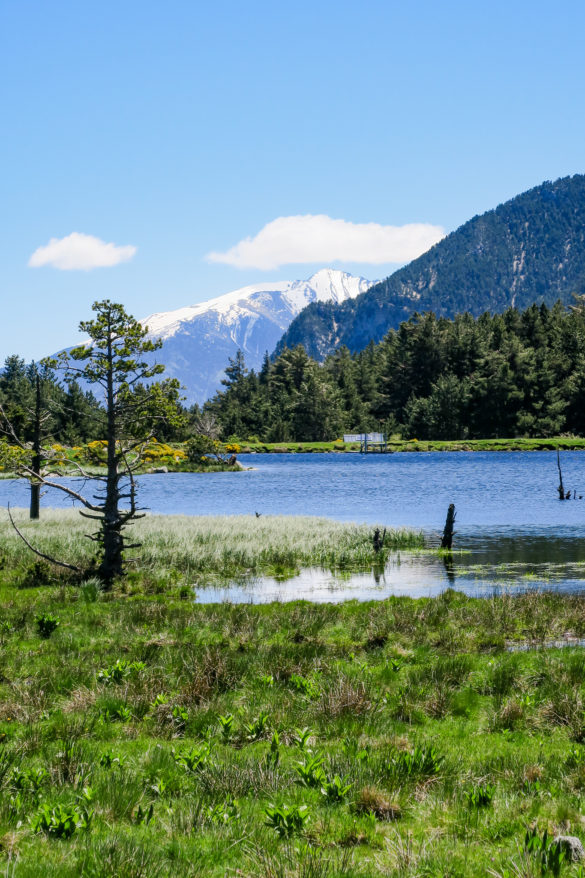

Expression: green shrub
xmin=79 ymin=578 xmax=103 ymax=603
xmin=289 ymin=673 xmax=320 ymax=699
xmin=525 ymin=827 xmax=565 ymax=876
xmin=295 ymin=754 xmax=326 ymax=789
xmin=264 ymin=803 xmax=310 ymax=838
xmin=36 ymin=614 xmax=60 ymax=639
xmin=465 ymin=783 xmax=495 ymax=808
xmin=320 ymin=774 xmax=352 ymax=804
xmin=99 ymin=751 xmax=126 ymax=769
xmin=97 ymin=659 xmax=146 ymax=685
xmin=98 ymin=704 xmax=132 ymax=723
xmin=31 ymin=799 xmax=93 ymax=839
xmin=245 ymin=711 xmax=270 ymax=741
xmin=218 ymin=713 xmax=234 ymax=741
xmin=10 ymin=766 xmax=48 ymax=793
xmin=21 ymin=560 xmax=54 ymax=588
xmin=292 ymin=727 xmax=313 ymax=751
xmin=186 ymin=435 xmax=216 ymax=461
xmin=388 ymin=745 xmax=445 ymax=779
xmin=132 ymin=803 xmax=154 ymax=825
xmin=205 ymin=797 xmax=239 ymax=825
xmin=173 ymin=742 xmax=210 ymax=772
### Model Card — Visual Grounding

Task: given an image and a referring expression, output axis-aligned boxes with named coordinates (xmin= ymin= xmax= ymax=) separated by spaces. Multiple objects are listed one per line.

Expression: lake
xmin=2 ymin=451 xmax=585 ymax=601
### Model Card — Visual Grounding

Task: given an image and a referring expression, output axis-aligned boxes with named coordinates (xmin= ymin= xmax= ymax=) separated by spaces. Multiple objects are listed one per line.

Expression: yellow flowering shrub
xmin=83 ymin=440 xmax=108 ymax=464
xmin=50 ymin=443 xmax=69 ymax=464
xmin=143 ymin=440 xmax=176 ymax=462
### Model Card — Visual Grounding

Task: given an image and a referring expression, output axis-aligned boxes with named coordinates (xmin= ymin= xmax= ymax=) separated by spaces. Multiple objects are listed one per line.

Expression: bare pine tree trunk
xmin=30 ymin=483 xmax=40 ymax=520
xmin=30 ymin=374 xmax=42 ymax=520
xmin=97 ymin=331 xmax=124 ymax=585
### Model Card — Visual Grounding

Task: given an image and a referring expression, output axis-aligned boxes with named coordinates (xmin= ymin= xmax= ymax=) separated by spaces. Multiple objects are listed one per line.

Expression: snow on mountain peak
xmin=137 ymin=269 xmax=374 ymax=404
xmin=141 ymin=270 xmax=373 ymax=342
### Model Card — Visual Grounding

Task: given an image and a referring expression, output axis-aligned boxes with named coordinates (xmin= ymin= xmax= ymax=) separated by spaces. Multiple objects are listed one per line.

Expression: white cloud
xmin=29 ymin=232 xmax=137 ymax=271
xmin=207 ymin=214 xmax=445 ymax=270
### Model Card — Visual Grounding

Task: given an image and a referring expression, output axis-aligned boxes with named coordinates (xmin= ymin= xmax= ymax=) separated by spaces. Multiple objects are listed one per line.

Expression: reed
xmin=0 ymin=508 xmax=423 ymax=578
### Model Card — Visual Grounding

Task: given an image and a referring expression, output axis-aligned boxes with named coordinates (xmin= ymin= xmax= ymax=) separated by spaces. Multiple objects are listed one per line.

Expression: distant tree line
xmin=205 ymin=299 xmax=585 ymax=441
xmin=0 ymin=356 xmax=106 ymax=445
xmin=0 ymin=355 xmax=189 ymax=448
xmin=6 ymin=298 xmax=585 ymax=446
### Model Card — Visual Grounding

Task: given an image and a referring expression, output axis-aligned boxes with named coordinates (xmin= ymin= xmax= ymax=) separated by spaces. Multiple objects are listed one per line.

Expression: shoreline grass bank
xmin=239 ymin=436 xmax=585 ymax=454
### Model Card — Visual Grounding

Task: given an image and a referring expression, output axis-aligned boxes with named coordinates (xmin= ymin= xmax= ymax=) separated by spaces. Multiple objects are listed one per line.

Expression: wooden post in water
xmin=557 ymin=449 xmax=566 ymax=500
xmin=373 ymin=527 xmax=387 ymax=553
xmin=441 ymin=504 xmax=456 ymax=550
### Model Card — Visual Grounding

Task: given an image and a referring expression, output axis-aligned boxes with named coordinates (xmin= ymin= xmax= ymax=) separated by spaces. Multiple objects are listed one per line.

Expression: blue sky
xmin=2 ymin=0 xmax=585 ymax=359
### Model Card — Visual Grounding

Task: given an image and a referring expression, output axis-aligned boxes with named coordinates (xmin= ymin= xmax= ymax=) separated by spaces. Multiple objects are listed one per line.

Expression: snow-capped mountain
xmin=139 ymin=269 xmax=374 ymax=404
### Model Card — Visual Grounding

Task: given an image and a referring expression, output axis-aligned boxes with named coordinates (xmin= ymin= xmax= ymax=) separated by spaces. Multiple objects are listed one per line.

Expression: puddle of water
xmin=195 ymin=537 xmax=585 ymax=604
xmin=192 ymin=524 xmax=585 ymax=605
xmin=507 ymin=639 xmax=585 ymax=652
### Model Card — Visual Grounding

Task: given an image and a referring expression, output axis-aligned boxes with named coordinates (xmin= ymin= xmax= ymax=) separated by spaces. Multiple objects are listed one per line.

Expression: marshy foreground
xmin=2 ymin=512 xmax=585 ymax=876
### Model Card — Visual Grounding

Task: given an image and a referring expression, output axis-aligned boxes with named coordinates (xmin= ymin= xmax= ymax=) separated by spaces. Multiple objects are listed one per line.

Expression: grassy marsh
xmin=0 ymin=509 xmax=422 ymax=582
xmin=2 ymin=515 xmax=585 ymax=875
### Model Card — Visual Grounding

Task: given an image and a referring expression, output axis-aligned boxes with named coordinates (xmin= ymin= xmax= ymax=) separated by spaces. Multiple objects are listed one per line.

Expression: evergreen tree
xmin=56 ymin=300 xmax=182 ymax=584
xmin=206 ymin=299 xmax=585 ymax=443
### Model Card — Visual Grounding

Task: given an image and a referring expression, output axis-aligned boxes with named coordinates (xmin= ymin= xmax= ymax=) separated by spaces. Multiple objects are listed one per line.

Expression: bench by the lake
xmin=343 ymin=433 xmax=388 ymax=453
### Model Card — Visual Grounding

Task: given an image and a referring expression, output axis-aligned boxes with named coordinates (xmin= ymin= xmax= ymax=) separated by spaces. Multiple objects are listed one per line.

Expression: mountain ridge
xmin=275 ymin=175 xmax=585 ymax=359
xmin=137 ymin=269 xmax=374 ymax=404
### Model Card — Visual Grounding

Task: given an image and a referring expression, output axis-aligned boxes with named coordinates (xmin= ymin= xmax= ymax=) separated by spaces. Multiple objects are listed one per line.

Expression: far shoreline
xmin=239 ymin=436 xmax=585 ymax=454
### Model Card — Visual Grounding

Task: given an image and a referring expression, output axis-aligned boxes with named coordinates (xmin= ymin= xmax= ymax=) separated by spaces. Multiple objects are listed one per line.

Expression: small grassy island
xmin=1 ymin=512 xmax=585 ymax=876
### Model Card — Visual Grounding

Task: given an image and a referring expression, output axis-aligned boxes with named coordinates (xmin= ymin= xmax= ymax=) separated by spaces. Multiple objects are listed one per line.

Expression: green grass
xmin=0 ymin=509 xmax=422 ymax=582
xmin=2 ymin=517 xmax=585 ymax=875
xmin=240 ymin=436 xmax=585 ymax=454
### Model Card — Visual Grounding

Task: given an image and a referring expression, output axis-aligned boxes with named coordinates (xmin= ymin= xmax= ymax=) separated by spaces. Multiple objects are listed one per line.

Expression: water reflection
xmin=442 ymin=553 xmax=456 ymax=586
xmin=196 ymin=532 xmax=585 ymax=604
xmin=1 ymin=451 xmax=585 ymax=603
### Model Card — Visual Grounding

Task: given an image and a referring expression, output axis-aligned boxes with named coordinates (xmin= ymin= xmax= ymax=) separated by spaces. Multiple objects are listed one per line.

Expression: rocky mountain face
xmin=138 ymin=269 xmax=373 ymax=404
xmin=276 ymin=175 xmax=585 ymax=359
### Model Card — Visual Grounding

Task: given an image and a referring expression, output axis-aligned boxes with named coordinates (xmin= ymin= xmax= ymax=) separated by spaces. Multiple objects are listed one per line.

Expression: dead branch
xmin=441 ymin=503 xmax=456 ymax=550
xmin=23 ymin=476 xmax=103 ymax=512
xmin=7 ymin=504 xmax=81 ymax=573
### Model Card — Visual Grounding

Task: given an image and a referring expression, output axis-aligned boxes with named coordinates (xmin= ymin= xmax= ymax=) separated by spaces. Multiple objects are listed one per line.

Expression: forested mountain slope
xmin=276 ymin=175 xmax=585 ymax=359
xmin=208 ymin=301 xmax=585 ymax=442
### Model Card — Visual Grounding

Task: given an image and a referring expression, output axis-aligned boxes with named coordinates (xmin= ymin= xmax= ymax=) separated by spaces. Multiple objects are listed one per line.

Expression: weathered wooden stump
xmin=441 ymin=504 xmax=456 ymax=550
xmin=373 ymin=527 xmax=386 ymax=553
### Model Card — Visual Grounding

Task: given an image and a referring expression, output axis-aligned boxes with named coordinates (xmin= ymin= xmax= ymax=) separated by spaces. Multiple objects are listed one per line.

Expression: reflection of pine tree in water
xmin=371 ymin=528 xmax=387 ymax=586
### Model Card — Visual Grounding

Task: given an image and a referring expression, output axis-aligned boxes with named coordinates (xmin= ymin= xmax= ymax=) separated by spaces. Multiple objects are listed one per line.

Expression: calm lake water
xmin=2 ymin=451 xmax=585 ymax=601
